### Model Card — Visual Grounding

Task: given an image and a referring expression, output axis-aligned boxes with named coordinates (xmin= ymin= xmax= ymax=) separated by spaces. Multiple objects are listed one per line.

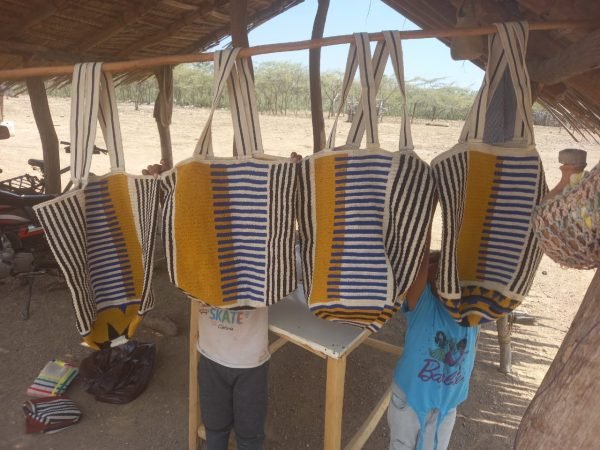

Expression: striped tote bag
xmin=34 ymin=63 xmax=160 ymax=349
xmin=431 ymin=22 xmax=547 ymax=326
xmin=298 ymin=32 xmax=436 ymax=330
xmin=161 ymin=50 xmax=297 ymax=308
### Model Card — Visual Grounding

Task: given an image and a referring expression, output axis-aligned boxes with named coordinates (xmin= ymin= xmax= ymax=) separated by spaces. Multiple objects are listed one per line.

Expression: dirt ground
xmin=0 ymin=95 xmax=598 ymax=450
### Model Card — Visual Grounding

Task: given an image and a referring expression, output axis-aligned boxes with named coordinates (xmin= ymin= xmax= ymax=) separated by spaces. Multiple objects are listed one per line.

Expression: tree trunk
xmin=309 ymin=0 xmax=329 ymax=153
xmin=230 ymin=0 xmax=251 ymax=157
xmin=514 ymin=270 xmax=600 ymax=449
xmin=153 ymin=66 xmax=174 ymax=167
xmin=26 ymin=78 xmax=60 ymax=194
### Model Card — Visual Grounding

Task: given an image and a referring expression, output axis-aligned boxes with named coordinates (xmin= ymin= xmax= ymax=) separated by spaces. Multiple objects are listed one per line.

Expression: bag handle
xmin=70 ymin=63 xmax=125 ymax=188
xmin=194 ymin=49 xmax=263 ymax=157
xmin=326 ymin=33 xmax=379 ymax=150
xmin=460 ymin=22 xmax=534 ymax=146
xmin=229 ymin=56 xmax=264 ymax=155
xmin=345 ymin=31 xmax=414 ymax=151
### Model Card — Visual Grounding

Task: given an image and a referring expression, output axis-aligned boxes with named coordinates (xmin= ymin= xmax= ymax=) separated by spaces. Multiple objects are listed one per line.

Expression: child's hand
xmin=142 ymin=159 xmax=171 ymax=176
xmin=290 ymin=152 xmax=302 ymax=163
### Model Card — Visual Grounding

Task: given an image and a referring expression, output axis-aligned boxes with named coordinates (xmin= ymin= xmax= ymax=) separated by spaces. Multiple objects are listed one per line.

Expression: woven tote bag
xmin=431 ymin=22 xmax=548 ymax=326
xmin=532 ymin=161 xmax=599 ymax=269
xmin=161 ymin=50 xmax=297 ymax=308
xmin=34 ymin=63 xmax=161 ymax=349
xmin=298 ymin=32 xmax=436 ymax=330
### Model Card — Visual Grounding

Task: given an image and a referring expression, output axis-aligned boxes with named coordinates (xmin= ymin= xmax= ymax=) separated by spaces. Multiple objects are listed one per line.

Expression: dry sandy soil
xmin=0 ymin=95 xmax=598 ymax=449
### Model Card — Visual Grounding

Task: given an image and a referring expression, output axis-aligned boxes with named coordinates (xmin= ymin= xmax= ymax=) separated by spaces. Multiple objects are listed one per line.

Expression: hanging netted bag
xmin=161 ymin=50 xmax=297 ymax=308
xmin=430 ymin=22 xmax=548 ymax=326
xmin=34 ymin=63 xmax=161 ymax=349
xmin=532 ymin=162 xmax=599 ymax=269
xmin=297 ymin=32 xmax=435 ymax=331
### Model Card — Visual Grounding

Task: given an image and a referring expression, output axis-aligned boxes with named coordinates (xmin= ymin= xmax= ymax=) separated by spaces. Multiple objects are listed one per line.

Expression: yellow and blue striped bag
xmin=34 ymin=63 xmax=161 ymax=349
xmin=298 ymin=32 xmax=436 ymax=330
xmin=161 ymin=50 xmax=297 ymax=308
xmin=431 ymin=22 xmax=548 ymax=326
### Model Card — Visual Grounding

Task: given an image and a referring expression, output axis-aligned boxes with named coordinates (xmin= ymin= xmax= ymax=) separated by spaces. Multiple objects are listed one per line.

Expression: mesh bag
xmin=533 ymin=162 xmax=600 ymax=269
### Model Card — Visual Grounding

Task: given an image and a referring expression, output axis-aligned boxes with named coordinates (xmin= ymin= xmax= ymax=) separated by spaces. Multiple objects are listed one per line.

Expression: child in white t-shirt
xmin=145 ymin=153 xmax=301 ymax=450
xmin=197 ymin=306 xmax=270 ymax=449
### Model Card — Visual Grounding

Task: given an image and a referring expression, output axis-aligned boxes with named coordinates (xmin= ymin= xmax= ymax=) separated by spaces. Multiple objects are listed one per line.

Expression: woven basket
xmin=533 ymin=161 xmax=600 ymax=269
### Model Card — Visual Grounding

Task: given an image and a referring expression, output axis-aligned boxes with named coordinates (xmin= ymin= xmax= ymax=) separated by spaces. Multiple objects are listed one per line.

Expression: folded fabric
xmin=23 ymin=396 xmax=82 ymax=434
xmin=27 ymin=360 xmax=79 ymax=397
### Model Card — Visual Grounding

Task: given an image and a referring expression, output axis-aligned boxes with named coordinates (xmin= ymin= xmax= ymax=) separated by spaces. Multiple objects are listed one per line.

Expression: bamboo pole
xmin=0 ymin=20 xmax=594 ymax=81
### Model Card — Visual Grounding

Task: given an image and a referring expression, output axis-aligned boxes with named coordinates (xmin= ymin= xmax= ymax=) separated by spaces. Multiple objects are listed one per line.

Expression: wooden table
xmin=188 ymin=287 xmax=403 ymax=450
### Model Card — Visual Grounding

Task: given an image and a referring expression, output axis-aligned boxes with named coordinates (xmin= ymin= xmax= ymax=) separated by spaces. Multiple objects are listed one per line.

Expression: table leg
xmin=189 ymin=301 xmax=200 ymax=450
xmin=324 ymin=355 xmax=347 ymax=450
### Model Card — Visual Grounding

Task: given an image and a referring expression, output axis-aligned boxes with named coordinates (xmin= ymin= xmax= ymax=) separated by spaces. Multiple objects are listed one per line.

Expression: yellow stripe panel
xmin=309 ymin=154 xmax=339 ymax=305
xmin=107 ymin=174 xmax=144 ymax=298
xmin=457 ymin=151 xmax=497 ymax=281
xmin=174 ymin=162 xmax=224 ymax=305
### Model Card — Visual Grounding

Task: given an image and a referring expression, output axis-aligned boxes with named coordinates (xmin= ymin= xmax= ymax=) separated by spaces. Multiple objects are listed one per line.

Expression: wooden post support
xmin=230 ymin=0 xmax=250 ymax=157
xmin=496 ymin=315 xmax=512 ymax=374
xmin=26 ymin=77 xmax=60 ymax=194
xmin=189 ymin=300 xmax=200 ymax=450
xmin=309 ymin=0 xmax=330 ymax=152
xmin=515 ymin=271 xmax=600 ymax=449
xmin=324 ymin=355 xmax=346 ymax=450
xmin=153 ymin=66 xmax=174 ymax=167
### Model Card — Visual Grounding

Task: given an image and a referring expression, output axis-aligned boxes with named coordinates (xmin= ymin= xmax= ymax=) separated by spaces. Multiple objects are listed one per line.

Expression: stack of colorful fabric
xmin=26 ymin=360 xmax=79 ymax=398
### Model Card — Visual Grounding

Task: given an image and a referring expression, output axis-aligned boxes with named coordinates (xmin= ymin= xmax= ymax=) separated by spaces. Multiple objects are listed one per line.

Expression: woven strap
xmin=70 ymin=63 xmax=125 ymax=187
xmin=460 ymin=21 xmax=534 ymax=146
xmin=194 ymin=49 xmax=263 ymax=157
xmin=327 ymin=33 xmax=379 ymax=150
xmin=345 ymin=31 xmax=413 ymax=151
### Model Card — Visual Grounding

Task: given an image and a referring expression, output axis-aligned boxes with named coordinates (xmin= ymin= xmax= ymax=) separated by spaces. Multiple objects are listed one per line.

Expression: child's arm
xmin=404 ymin=230 xmax=431 ymax=311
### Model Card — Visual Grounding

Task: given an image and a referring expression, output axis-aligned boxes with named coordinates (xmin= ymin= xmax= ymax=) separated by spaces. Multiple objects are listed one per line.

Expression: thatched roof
xmin=382 ymin=0 xmax=600 ymax=141
xmin=0 ymin=0 xmax=302 ymax=82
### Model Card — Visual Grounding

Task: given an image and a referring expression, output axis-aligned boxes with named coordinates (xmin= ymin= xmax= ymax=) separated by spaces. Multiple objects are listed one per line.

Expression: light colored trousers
xmin=387 ymin=383 xmax=457 ymax=450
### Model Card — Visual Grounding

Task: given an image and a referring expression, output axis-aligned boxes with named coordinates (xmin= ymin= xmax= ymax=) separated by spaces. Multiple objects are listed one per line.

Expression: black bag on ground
xmin=79 ymin=341 xmax=156 ymax=404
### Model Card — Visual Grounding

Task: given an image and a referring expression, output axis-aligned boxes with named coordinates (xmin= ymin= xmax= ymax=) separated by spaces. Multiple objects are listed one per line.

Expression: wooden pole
xmin=0 ymin=20 xmax=593 ymax=81
xmin=514 ymin=270 xmax=600 ymax=449
xmin=153 ymin=66 xmax=173 ymax=167
xmin=25 ymin=78 xmax=61 ymax=194
xmin=324 ymin=356 xmax=347 ymax=450
xmin=309 ymin=0 xmax=329 ymax=153
xmin=230 ymin=0 xmax=251 ymax=157
xmin=189 ymin=300 xmax=200 ymax=450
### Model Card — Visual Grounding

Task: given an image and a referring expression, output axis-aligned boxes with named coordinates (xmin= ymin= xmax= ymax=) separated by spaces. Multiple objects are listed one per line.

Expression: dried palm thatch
xmin=0 ymin=0 xmax=302 ymax=87
xmin=382 ymin=0 xmax=600 ymax=141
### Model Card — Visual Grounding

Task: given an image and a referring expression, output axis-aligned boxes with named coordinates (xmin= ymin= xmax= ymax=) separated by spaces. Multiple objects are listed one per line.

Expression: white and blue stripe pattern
xmin=84 ymin=179 xmax=138 ymax=311
xmin=478 ymin=155 xmax=542 ymax=286
xmin=212 ymin=161 xmax=269 ymax=305
xmin=329 ymin=153 xmax=393 ymax=304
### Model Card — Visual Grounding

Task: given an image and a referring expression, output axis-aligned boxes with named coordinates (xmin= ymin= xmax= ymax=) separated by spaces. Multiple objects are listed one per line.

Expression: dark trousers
xmin=198 ymin=355 xmax=269 ymax=450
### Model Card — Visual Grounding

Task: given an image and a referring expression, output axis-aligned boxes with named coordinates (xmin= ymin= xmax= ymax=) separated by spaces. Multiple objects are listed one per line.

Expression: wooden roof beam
xmin=529 ymin=28 xmax=600 ymax=85
xmin=117 ymin=1 xmax=220 ymax=57
xmin=78 ymin=0 xmax=164 ymax=53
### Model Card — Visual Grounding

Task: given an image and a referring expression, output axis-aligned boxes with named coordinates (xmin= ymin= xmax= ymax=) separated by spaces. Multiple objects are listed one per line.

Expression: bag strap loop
xmin=460 ymin=21 xmax=534 ymax=146
xmin=70 ymin=63 xmax=125 ymax=188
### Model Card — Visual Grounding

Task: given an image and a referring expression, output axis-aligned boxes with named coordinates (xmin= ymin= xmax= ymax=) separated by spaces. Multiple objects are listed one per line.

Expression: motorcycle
xmin=0 ymin=142 xmax=107 ymax=317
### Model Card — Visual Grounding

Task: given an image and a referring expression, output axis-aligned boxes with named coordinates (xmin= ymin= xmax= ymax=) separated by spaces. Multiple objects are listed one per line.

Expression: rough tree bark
xmin=230 ymin=0 xmax=251 ymax=157
xmin=310 ymin=0 xmax=329 ymax=153
xmin=26 ymin=78 xmax=60 ymax=194
xmin=153 ymin=66 xmax=174 ymax=167
xmin=514 ymin=270 xmax=600 ymax=449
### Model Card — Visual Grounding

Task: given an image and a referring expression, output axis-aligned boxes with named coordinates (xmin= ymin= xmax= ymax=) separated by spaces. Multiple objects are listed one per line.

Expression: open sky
xmin=241 ymin=0 xmax=484 ymax=89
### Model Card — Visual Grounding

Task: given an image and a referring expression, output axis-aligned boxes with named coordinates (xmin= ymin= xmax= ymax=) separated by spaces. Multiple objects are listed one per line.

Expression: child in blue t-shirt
xmin=388 ymin=245 xmax=479 ymax=450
